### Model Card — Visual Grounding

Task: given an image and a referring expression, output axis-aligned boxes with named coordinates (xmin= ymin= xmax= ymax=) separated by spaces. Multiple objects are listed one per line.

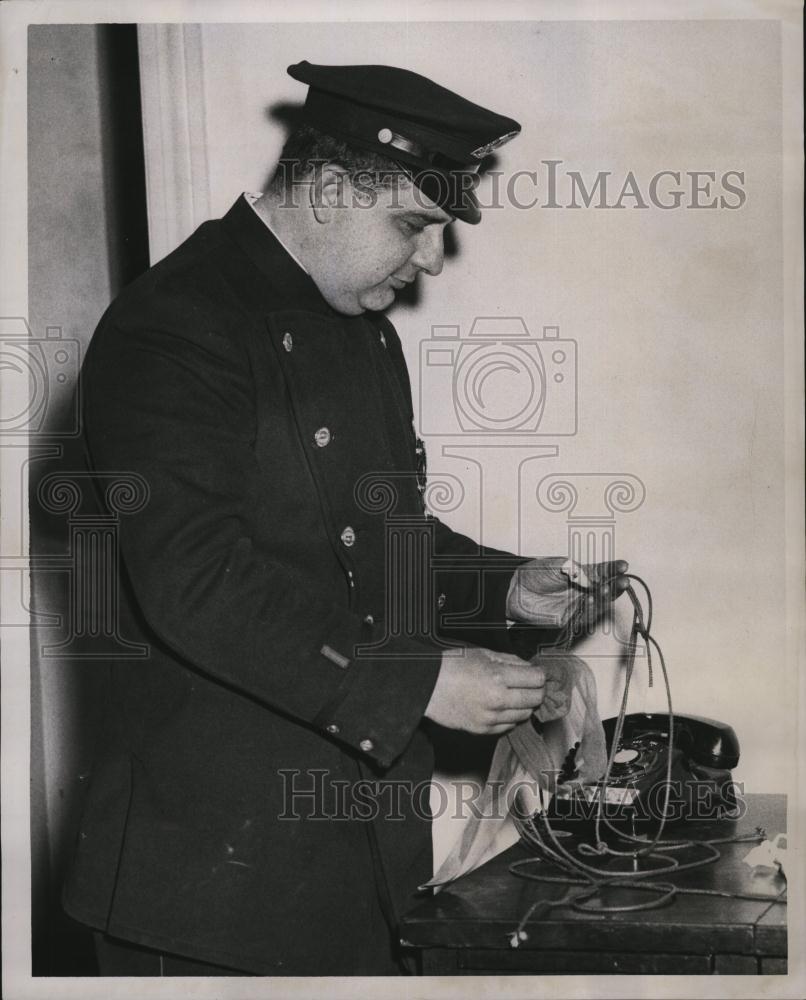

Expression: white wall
xmin=140 ymin=19 xmax=787 ymax=794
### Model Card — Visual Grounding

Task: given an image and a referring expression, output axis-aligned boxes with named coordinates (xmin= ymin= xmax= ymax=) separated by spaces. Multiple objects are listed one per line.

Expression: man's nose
xmin=411 ymin=228 xmax=445 ymax=276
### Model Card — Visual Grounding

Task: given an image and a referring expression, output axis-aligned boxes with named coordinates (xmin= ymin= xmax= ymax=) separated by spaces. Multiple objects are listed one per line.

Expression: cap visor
xmin=404 ymin=166 xmax=482 ymax=225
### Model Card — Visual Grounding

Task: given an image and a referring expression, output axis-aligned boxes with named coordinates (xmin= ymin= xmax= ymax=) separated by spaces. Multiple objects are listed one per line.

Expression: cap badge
xmin=376 ymin=128 xmax=423 ymax=158
xmin=470 ymin=130 xmax=520 ymax=159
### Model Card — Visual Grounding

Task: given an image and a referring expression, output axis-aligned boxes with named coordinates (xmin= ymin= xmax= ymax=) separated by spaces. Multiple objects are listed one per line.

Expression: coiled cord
xmin=506 ymin=574 xmax=786 ymax=946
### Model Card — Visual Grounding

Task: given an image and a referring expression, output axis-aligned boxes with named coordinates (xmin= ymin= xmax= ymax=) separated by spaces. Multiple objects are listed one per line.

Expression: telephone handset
xmin=548 ymin=712 xmax=741 ymax=830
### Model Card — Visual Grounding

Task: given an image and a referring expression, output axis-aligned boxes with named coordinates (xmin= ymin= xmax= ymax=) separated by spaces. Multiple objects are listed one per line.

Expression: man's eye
xmin=399 ymin=219 xmax=425 ymax=235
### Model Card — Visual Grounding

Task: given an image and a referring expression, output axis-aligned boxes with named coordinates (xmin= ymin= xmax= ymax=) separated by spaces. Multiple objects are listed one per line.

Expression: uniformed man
xmin=63 ymin=61 xmax=628 ymax=976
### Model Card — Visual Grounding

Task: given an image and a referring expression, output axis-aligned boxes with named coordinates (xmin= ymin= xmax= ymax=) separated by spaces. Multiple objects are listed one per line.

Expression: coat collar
xmin=220 ymin=194 xmax=338 ymax=319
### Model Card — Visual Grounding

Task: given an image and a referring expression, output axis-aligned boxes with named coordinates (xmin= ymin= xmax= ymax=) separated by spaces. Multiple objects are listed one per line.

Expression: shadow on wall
xmin=28 ymin=22 xmax=149 ymax=976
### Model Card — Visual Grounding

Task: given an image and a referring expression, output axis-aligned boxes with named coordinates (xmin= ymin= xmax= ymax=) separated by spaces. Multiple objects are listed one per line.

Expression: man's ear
xmin=310 ymin=162 xmax=349 ymax=224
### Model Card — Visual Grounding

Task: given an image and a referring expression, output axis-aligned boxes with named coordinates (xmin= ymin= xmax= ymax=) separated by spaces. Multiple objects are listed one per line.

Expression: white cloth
xmin=426 ymin=652 xmax=607 ymax=888
xmin=430 ymin=600 xmax=644 ymax=880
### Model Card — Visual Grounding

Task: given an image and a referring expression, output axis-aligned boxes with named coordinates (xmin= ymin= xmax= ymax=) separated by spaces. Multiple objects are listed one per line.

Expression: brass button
xmin=377 ymin=128 xmax=393 ymax=144
xmin=314 ymin=427 xmax=331 ymax=448
xmin=340 ymin=526 xmax=356 ymax=547
xmin=437 ymin=593 xmax=447 ymax=610
xmin=326 ymin=723 xmax=340 ymax=735
xmin=359 ymin=739 xmax=374 ymax=753
xmin=282 ymin=332 xmax=293 ymax=352
xmin=363 ymin=614 xmax=374 ymax=625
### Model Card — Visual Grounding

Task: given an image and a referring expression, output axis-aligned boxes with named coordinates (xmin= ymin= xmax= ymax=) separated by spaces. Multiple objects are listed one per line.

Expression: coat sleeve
xmin=430 ymin=518 xmax=528 ymax=654
xmin=82 ymin=300 xmax=442 ymax=769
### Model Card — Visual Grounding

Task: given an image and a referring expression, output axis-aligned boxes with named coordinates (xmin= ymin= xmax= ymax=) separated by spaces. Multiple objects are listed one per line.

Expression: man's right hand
xmin=423 ymin=647 xmax=546 ymax=736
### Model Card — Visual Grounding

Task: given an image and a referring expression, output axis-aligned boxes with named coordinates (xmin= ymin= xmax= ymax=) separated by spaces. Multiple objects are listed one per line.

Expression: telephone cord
xmin=506 ymin=575 xmax=785 ymax=942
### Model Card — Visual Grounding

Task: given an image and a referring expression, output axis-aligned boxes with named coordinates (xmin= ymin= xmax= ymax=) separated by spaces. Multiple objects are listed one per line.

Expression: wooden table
xmin=400 ymin=793 xmax=787 ymax=975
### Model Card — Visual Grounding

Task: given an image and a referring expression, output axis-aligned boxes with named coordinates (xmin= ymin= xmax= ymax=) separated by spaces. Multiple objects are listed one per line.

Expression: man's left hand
xmin=507 ymin=557 xmax=629 ymax=631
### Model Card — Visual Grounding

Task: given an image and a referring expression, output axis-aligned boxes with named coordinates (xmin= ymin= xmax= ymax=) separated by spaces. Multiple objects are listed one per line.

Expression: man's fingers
xmin=501 ymin=687 xmax=548 ymax=711
xmin=586 ymin=560 xmax=629 ymax=584
xmin=494 ymin=708 xmax=537 ymax=725
xmin=584 ymin=568 xmax=630 ymax=602
xmin=487 ymin=723 xmax=518 ymax=735
xmin=500 ymin=663 xmax=546 ymax=688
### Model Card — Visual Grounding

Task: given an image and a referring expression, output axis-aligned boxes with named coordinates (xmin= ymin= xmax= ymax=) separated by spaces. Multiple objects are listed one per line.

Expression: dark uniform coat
xmin=63 ymin=195 xmax=524 ymax=975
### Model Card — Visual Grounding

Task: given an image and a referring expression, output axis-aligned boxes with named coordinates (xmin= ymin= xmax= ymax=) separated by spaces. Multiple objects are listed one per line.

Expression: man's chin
xmin=325 ymin=285 xmax=395 ymax=316
xmin=357 ymin=284 xmax=396 ymax=313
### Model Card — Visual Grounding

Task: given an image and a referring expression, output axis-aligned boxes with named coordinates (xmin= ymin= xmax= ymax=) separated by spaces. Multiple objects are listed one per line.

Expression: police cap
xmin=287 ymin=61 xmax=521 ymax=224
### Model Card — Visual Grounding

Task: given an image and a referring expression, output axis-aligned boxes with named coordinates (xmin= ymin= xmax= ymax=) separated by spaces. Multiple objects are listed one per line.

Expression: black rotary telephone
xmin=548 ymin=712 xmax=741 ymax=832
